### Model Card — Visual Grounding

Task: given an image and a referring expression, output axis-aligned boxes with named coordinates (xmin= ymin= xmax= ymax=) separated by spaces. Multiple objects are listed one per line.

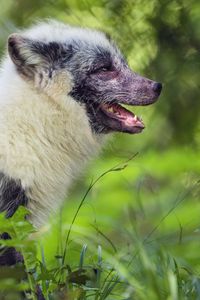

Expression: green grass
xmin=0 ymin=148 xmax=200 ymax=300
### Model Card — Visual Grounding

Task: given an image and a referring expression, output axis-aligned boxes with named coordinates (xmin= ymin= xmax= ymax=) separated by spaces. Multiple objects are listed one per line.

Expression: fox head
xmin=8 ymin=20 xmax=162 ymax=135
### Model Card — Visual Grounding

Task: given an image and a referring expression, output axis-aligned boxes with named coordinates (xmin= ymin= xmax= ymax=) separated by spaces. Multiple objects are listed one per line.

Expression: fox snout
xmin=109 ymin=68 xmax=162 ymax=107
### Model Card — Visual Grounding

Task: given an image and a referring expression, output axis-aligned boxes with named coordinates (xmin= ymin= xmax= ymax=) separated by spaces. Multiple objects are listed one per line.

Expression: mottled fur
xmin=0 ymin=71 xmax=103 ymax=226
xmin=0 ymin=173 xmax=28 ymax=218
xmin=0 ymin=20 xmax=161 ymax=227
xmin=0 ymin=22 xmax=107 ymax=226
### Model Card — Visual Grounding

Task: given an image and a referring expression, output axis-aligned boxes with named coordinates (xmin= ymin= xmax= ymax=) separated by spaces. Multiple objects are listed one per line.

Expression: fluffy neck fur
xmin=0 ymin=58 xmax=105 ymax=227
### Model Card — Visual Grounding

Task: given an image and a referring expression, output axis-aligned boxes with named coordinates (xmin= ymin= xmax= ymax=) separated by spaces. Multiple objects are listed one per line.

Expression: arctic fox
xmin=0 ymin=20 xmax=162 ymax=228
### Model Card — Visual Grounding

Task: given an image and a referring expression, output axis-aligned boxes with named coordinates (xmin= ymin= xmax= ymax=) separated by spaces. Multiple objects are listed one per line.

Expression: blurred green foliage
xmin=0 ymin=0 xmax=200 ymax=299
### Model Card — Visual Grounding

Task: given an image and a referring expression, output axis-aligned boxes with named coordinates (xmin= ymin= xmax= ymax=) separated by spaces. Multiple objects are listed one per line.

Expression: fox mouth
xmin=99 ymin=102 xmax=145 ymax=134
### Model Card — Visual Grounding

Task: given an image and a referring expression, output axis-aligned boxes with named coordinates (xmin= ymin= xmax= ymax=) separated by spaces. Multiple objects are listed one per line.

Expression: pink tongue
xmin=124 ymin=114 xmax=144 ymax=128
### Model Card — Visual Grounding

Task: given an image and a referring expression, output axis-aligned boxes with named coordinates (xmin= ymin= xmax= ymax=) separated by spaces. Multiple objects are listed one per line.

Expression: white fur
xmin=22 ymin=20 xmax=112 ymax=50
xmin=0 ymin=21 xmax=107 ymax=227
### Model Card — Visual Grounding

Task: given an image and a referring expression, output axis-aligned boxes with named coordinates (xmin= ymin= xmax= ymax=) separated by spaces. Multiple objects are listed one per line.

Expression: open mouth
xmin=99 ymin=103 xmax=145 ymax=134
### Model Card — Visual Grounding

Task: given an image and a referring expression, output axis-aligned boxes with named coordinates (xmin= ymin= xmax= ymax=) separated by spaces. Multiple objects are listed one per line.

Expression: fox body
xmin=0 ymin=20 xmax=162 ymax=227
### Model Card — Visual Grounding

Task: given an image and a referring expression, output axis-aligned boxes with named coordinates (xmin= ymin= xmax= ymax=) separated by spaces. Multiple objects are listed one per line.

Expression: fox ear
xmin=8 ymin=34 xmax=43 ymax=79
xmin=8 ymin=34 xmax=74 ymax=80
xmin=8 ymin=34 xmax=43 ymax=66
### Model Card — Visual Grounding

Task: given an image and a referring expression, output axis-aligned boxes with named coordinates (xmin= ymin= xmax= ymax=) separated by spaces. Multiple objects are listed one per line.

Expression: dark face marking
xmin=0 ymin=172 xmax=28 ymax=218
xmin=69 ymin=43 xmax=162 ymax=134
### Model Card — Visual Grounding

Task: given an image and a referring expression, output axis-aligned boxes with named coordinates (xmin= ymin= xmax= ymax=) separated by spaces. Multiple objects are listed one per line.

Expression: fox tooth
xmin=108 ymin=107 xmax=114 ymax=113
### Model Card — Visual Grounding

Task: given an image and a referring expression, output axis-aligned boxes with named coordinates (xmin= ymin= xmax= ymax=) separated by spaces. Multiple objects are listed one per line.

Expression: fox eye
xmin=91 ymin=64 xmax=113 ymax=74
xmin=101 ymin=66 xmax=111 ymax=72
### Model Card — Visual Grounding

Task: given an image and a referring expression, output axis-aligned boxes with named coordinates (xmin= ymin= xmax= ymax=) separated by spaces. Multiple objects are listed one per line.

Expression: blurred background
xmin=1 ymin=0 xmax=200 ymax=298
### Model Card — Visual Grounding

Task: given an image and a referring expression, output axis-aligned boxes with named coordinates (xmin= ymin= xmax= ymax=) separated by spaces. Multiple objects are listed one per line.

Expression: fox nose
xmin=153 ymin=82 xmax=162 ymax=95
